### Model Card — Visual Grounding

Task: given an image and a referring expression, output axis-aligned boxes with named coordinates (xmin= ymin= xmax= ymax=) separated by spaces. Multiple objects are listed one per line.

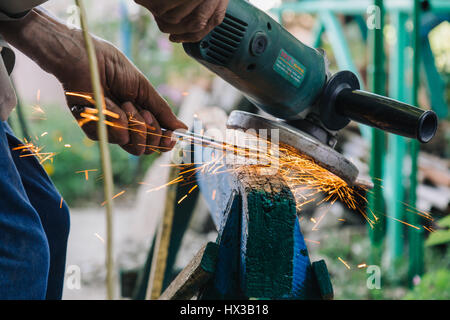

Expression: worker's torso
xmin=0 ymin=0 xmax=48 ymax=121
xmin=0 ymin=37 xmax=16 ymax=121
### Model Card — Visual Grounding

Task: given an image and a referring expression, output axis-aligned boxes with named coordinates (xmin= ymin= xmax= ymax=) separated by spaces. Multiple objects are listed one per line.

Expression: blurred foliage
xmin=429 ymin=21 xmax=450 ymax=74
xmin=425 ymin=215 xmax=450 ymax=247
xmin=404 ymin=247 xmax=450 ymax=300
xmin=317 ymin=229 xmax=375 ymax=299
xmin=315 ymin=223 xmax=449 ymax=299
xmin=404 ymin=269 xmax=450 ymax=300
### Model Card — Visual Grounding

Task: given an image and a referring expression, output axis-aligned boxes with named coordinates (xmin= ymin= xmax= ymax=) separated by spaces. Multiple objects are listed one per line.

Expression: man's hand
xmin=0 ymin=8 xmax=187 ymax=156
xmin=61 ymin=37 xmax=186 ymax=156
xmin=136 ymin=0 xmax=229 ymax=43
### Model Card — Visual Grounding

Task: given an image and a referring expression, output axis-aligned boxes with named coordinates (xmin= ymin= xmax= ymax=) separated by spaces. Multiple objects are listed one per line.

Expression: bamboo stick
xmin=75 ymin=0 xmax=115 ymax=300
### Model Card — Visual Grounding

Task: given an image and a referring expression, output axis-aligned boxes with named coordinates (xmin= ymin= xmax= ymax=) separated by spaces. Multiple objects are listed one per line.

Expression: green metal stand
xmin=385 ymin=11 xmax=408 ymax=274
xmin=408 ymin=0 xmax=424 ymax=286
xmin=274 ymin=0 xmax=450 ymax=286
xmin=368 ymin=0 xmax=387 ymax=269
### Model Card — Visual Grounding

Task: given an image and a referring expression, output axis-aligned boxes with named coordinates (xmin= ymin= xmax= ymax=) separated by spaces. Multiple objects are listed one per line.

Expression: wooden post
xmin=146 ymin=166 xmax=179 ymax=299
xmin=159 ymin=242 xmax=219 ymax=300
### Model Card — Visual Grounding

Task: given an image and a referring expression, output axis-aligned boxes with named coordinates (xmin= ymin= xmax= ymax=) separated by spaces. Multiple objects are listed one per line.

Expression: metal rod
xmin=167 ymin=128 xmax=262 ymax=155
xmin=169 ymin=129 xmax=228 ymax=150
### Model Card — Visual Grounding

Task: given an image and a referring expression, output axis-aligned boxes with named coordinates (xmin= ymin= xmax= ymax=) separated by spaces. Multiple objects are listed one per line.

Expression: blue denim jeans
xmin=0 ymin=121 xmax=70 ymax=299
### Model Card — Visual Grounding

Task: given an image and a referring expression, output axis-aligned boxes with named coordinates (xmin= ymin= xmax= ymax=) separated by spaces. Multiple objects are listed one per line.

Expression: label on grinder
xmin=273 ymin=49 xmax=306 ymax=88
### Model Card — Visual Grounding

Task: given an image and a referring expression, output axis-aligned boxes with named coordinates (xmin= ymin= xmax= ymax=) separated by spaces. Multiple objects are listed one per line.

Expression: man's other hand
xmin=0 ymin=7 xmax=187 ymax=156
xmin=62 ymin=38 xmax=187 ymax=156
xmin=135 ymin=0 xmax=229 ymax=43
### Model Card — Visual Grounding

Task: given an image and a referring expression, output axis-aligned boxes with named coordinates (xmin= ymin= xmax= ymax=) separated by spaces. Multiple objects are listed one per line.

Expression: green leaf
xmin=425 ymin=229 xmax=450 ymax=246
xmin=436 ymin=215 xmax=450 ymax=228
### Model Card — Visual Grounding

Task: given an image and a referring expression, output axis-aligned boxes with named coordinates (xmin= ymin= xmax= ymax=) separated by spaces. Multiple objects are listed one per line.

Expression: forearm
xmin=0 ymin=8 xmax=85 ymax=80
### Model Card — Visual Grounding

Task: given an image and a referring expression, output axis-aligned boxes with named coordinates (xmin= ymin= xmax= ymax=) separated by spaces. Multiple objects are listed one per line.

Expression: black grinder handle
xmin=335 ymin=89 xmax=438 ymax=143
xmin=320 ymin=71 xmax=438 ymax=143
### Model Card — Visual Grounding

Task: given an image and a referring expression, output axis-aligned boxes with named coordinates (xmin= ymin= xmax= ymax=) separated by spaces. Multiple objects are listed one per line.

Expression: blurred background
xmin=6 ymin=0 xmax=449 ymax=299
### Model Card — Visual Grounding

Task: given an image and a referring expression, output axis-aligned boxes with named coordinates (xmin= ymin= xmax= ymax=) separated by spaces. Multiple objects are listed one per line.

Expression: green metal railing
xmin=273 ymin=0 xmax=450 ymax=287
xmin=273 ymin=0 xmax=450 ymax=14
xmin=368 ymin=0 xmax=386 ymax=269
xmin=408 ymin=0 xmax=424 ymax=285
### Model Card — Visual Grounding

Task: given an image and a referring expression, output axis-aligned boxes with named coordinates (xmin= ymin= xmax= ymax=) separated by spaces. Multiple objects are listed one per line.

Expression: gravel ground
xmin=62 ymin=206 xmax=147 ymax=300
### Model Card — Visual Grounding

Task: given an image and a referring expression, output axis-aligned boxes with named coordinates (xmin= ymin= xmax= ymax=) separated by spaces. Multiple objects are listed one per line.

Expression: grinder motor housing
xmin=183 ymin=0 xmax=438 ymax=144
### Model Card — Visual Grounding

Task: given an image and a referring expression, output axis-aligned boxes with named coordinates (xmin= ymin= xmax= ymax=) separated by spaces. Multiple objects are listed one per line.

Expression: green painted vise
xmin=195 ymin=146 xmax=333 ymax=300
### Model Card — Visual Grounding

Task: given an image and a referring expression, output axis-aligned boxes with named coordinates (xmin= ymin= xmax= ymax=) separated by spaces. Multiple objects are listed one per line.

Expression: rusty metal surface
xmin=226 ymin=111 xmax=359 ymax=185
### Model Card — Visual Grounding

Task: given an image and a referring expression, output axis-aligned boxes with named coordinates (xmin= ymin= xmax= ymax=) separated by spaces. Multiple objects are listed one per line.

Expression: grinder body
xmin=183 ymin=0 xmax=327 ymax=120
xmin=183 ymin=0 xmax=437 ymax=143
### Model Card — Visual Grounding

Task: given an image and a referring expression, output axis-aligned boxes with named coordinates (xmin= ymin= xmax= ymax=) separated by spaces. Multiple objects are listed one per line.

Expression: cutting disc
xmin=226 ymin=111 xmax=359 ymax=186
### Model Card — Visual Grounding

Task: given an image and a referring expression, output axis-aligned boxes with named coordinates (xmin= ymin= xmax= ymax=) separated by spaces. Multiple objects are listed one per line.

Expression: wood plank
xmin=146 ymin=166 xmax=179 ymax=300
xmin=236 ymin=166 xmax=297 ymax=298
xmin=159 ymin=242 xmax=219 ymax=300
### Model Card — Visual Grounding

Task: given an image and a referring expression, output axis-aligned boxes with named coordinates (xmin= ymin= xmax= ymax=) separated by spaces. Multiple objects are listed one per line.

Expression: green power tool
xmin=183 ymin=0 xmax=438 ymax=148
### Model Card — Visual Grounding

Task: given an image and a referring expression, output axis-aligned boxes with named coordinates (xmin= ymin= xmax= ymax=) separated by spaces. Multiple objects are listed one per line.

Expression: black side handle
xmin=335 ymin=89 xmax=438 ymax=143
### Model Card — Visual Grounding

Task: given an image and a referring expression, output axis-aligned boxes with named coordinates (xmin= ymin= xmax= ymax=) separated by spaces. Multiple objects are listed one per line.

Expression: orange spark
xmin=188 ymin=185 xmax=198 ymax=194
xmin=178 ymin=195 xmax=188 ymax=204
xmin=13 ymin=139 xmax=56 ymax=164
xmin=338 ymin=257 xmax=351 ymax=269
xmin=112 ymin=190 xmax=126 ymax=200
xmin=76 ymin=169 xmax=98 ymax=180
xmin=83 ymin=106 xmax=120 ymax=119
xmin=304 ymin=238 xmax=320 ymax=244
xmin=101 ymin=190 xmax=126 ymax=206
xmin=94 ymin=233 xmax=105 ymax=243
xmin=65 ymin=91 xmax=95 ymax=104
xmin=134 ymin=126 xmax=431 ymax=234
xmin=146 ymin=175 xmax=184 ymax=193
xmin=385 ymin=215 xmax=420 ymax=230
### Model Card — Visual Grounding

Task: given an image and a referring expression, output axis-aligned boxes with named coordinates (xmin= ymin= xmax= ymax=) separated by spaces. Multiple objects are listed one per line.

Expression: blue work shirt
xmin=0 ymin=121 xmax=70 ymax=299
